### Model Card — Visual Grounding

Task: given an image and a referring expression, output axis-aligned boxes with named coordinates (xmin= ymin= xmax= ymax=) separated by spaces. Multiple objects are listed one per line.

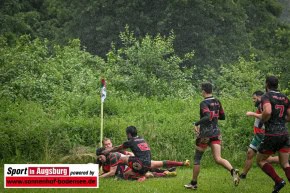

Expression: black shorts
xmin=115 ymin=164 xmax=126 ymax=178
xmin=258 ymin=134 xmax=290 ymax=154
xmin=128 ymin=156 xmax=150 ymax=175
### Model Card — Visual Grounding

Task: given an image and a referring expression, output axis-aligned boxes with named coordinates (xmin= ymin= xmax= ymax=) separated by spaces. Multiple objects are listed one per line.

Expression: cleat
xmin=184 ymin=182 xmax=197 ymax=190
xmin=240 ymin=173 xmax=247 ymax=179
xmin=184 ymin=160 xmax=190 ymax=167
xmin=232 ymin=169 xmax=240 ymax=186
xmin=167 ymin=167 xmax=176 ymax=172
xmin=272 ymin=180 xmax=286 ymax=193
xmin=164 ymin=171 xmax=177 ymax=177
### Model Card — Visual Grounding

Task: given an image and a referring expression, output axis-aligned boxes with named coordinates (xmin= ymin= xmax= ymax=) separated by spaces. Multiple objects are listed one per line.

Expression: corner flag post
xmin=100 ymin=79 xmax=106 ymax=147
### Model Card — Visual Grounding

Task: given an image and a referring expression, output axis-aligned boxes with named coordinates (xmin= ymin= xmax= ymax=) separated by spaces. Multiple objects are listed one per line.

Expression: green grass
xmin=1 ymin=166 xmax=290 ymax=193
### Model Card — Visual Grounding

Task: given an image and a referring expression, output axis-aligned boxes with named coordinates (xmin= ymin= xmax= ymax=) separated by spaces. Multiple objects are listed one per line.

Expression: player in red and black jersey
xmin=256 ymin=76 xmax=290 ymax=193
xmin=185 ymin=82 xmax=239 ymax=190
xmin=97 ymin=138 xmax=133 ymax=178
xmin=240 ymin=91 xmax=279 ymax=179
xmin=103 ymin=126 xmax=151 ymax=181
xmin=97 ymin=147 xmax=127 ymax=178
xmin=98 ymin=137 xmax=187 ymax=180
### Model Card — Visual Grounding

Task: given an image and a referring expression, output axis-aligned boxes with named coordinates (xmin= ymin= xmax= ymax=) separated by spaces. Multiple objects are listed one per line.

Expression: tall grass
xmin=0 ymin=94 xmax=262 ymax=166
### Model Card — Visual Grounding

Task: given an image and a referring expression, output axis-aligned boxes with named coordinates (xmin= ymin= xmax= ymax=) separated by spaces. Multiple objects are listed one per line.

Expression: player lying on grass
xmin=97 ymin=147 xmax=189 ymax=180
xmin=97 ymin=149 xmax=189 ymax=180
xmin=98 ymin=137 xmax=179 ymax=179
xmin=102 ymin=126 xmax=190 ymax=181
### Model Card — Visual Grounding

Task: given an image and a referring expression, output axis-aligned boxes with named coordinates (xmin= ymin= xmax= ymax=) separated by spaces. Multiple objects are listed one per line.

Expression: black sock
xmin=191 ymin=180 xmax=197 ymax=185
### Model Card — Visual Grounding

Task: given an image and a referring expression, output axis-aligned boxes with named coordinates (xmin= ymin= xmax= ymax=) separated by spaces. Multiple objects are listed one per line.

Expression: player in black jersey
xmin=98 ymin=137 xmax=186 ymax=180
xmin=97 ymin=147 xmax=127 ymax=178
xmin=97 ymin=138 xmax=133 ymax=178
xmin=256 ymin=76 xmax=290 ymax=193
xmin=184 ymin=82 xmax=239 ymax=190
xmin=103 ymin=126 xmax=152 ymax=181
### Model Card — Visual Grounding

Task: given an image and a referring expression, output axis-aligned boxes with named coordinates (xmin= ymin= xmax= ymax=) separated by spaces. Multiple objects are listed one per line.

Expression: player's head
xmin=201 ymin=82 xmax=213 ymax=95
xmin=102 ymin=138 xmax=112 ymax=149
xmin=96 ymin=147 xmax=105 ymax=156
xmin=265 ymin=75 xmax=278 ymax=91
xmin=126 ymin=126 xmax=137 ymax=139
xmin=252 ymin=90 xmax=264 ymax=106
xmin=96 ymin=147 xmax=106 ymax=163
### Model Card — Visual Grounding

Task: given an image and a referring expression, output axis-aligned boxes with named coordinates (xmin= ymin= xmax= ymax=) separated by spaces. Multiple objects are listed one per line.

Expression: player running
xmin=184 ymin=82 xmax=239 ymax=190
xmin=240 ymin=91 xmax=279 ymax=179
xmin=256 ymin=76 xmax=290 ymax=193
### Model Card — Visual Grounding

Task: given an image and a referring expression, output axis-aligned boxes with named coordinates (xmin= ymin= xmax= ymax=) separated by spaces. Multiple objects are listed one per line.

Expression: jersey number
xmin=137 ymin=143 xmax=150 ymax=151
xmin=210 ymin=111 xmax=219 ymax=120
xmin=275 ymin=105 xmax=284 ymax=117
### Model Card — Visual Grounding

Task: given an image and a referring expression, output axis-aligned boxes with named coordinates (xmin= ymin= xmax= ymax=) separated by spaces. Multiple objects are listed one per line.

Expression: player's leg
xmin=240 ymin=148 xmax=256 ymax=179
xmin=211 ymin=143 xmax=239 ymax=186
xmin=266 ymin=155 xmax=279 ymax=164
xmin=278 ymin=135 xmax=290 ymax=182
xmin=257 ymin=135 xmax=287 ymax=193
xmin=278 ymin=151 xmax=290 ymax=181
xmin=184 ymin=145 xmax=206 ymax=190
xmin=211 ymin=143 xmax=232 ymax=170
xmin=151 ymin=160 xmax=189 ymax=168
xmin=257 ymin=152 xmax=284 ymax=183
xmin=257 ymin=152 xmax=285 ymax=193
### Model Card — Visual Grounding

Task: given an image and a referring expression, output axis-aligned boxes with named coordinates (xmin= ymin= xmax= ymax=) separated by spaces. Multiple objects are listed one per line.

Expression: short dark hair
xmin=126 ymin=126 xmax=137 ymax=137
xmin=201 ymin=83 xmax=212 ymax=94
xmin=253 ymin=90 xmax=264 ymax=96
xmin=266 ymin=76 xmax=278 ymax=90
xmin=96 ymin=147 xmax=105 ymax=156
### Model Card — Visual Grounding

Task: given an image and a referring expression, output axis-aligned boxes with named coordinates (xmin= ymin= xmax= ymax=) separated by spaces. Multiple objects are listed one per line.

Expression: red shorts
xmin=196 ymin=135 xmax=222 ymax=149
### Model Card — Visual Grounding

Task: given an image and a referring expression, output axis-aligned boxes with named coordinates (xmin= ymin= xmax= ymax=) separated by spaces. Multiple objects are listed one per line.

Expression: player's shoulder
xmin=109 ymin=152 xmax=121 ymax=162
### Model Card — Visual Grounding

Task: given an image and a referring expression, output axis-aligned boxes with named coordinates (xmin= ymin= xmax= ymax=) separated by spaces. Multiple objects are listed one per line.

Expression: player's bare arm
xmin=286 ymin=107 xmax=290 ymax=122
xmin=261 ymin=103 xmax=272 ymax=122
xmin=246 ymin=111 xmax=262 ymax=119
xmin=99 ymin=166 xmax=117 ymax=178
xmin=103 ymin=145 xmax=123 ymax=154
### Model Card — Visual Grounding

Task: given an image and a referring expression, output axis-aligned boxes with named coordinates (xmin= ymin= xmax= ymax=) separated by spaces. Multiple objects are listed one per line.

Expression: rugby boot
xmin=272 ymin=180 xmax=286 ymax=193
xmin=232 ymin=169 xmax=240 ymax=186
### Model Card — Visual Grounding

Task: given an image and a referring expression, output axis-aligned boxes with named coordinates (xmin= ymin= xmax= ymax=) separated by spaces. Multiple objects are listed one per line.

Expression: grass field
xmin=1 ymin=166 xmax=290 ymax=193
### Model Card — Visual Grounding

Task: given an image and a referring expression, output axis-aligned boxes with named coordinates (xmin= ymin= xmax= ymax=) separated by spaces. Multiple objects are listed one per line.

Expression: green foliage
xmin=0 ymin=19 xmax=289 ymax=166
xmin=0 ymin=35 xmax=105 ymax=111
xmin=215 ymin=56 xmax=264 ymax=97
xmin=106 ymin=27 xmax=194 ymax=98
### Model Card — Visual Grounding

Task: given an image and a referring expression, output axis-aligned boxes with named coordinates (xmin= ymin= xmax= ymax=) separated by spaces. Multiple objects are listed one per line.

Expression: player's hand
xmin=194 ymin=125 xmax=200 ymax=136
xmin=246 ymin=111 xmax=255 ymax=116
xmin=102 ymin=149 xmax=109 ymax=155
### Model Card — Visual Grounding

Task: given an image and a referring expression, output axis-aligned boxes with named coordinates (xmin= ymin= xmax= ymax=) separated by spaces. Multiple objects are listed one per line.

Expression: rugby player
xmin=240 ymin=91 xmax=279 ymax=179
xmin=97 ymin=138 xmax=132 ymax=178
xmin=97 ymin=147 xmax=189 ymax=180
xmin=256 ymin=76 xmax=290 ymax=193
xmin=184 ymin=82 xmax=239 ymax=190
xmin=102 ymin=126 xmax=189 ymax=181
